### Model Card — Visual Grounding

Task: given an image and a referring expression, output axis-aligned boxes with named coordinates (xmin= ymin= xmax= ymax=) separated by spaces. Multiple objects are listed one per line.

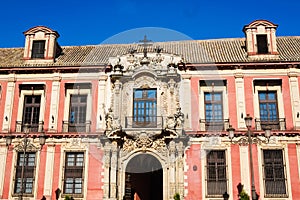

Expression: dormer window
xmin=23 ymin=26 xmax=61 ymax=63
xmin=243 ymin=20 xmax=279 ymax=58
xmin=256 ymin=34 xmax=268 ymax=54
xmin=31 ymin=40 xmax=45 ymax=58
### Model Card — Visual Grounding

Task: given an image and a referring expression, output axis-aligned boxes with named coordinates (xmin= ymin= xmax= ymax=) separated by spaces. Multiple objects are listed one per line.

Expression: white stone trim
xmin=63 ymin=87 xmax=92 ymax=123
xmin=200 ymin=143 xmax=233 ymax=200
xmin=48 ymin=79 xmax=60 ymax=132
xmin=16 ymin=89 xmax=46 ymax=126
xmin=235 ymin=72 xmax=247 ymax=129
xmin=2 ymin=75 xmax=16 ymax=132
xmin=60 ymin=140 xmax=89 ymax=199
xmin=239 ymin=145 xmax=251 ymax=195
xmin=43 ymin=146 xmax=55 ymax=197
xmin=0 ymin=146 xmax=7 ymax=198
xmin=288 ymin=73 xmax=300 ymax=129
xmin=8 ymin=142 xmax=41 ymax=200
xmin=253 ymin=84 xmax=285 ymax=123
xmin=257 ymin=143 xmax=292 ymax=200
xmin=199 ymin=85 xmax=228 ymax=131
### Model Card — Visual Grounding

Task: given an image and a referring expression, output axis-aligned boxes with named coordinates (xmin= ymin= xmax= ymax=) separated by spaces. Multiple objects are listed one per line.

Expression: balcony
xmin=199 ymin=119 xmax=230 ymax=131
xmin=62 ymin=121 xmax=91 ymax=132
xmin=255 ymin=118 xmax=286 ymax=131
xmin=125 ymin=116 xmax=164 ymax=129
xmin=15 ymin=121 xmax=44 ymax=132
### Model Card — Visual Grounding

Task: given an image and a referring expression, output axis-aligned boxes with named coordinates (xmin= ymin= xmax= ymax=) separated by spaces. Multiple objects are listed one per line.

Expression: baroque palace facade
xmin=0 ymin=20 xmax=299 ymax=200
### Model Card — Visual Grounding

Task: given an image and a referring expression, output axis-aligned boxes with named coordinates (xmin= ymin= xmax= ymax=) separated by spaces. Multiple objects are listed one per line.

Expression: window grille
xmin=64 ymin=152 xmax=84 ymax=194
xmin=206 ymin=150 xmax=227 ymax=197
xmin=263 ymin=150 xmax=287 ymax=197
xmin=133 ymin=89 xmax=157 ymax=127
xmin=14 ymin=152 xmax=36 ymax=194
xmin=31 ymin=40 xmax=45 ymax=58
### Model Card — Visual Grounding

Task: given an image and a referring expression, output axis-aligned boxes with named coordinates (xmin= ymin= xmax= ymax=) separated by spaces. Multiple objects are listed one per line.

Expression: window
xmin=22 ymin=95 xmax=41 ymax=132
xmin=258 ymin=91 xmax=279 ymax=129
xmin=68 ymin=95 xmax=87 ymax=132
xmin=64 ymin=152 xmax=84 ymax=195
xmin=263 ymin=150 xmax=287 ymax=197
xmin=204 ymin=92 xmax=225 ymax=131
xmin=257 ymin=35 xmax=268 ymax=54
xmin=31 ymin=40 xmax=45 ymax=58
xmin=133 ymin=89 xmax=157 ymax=127
xmin=206 ymin=150 xmax=227 ymax=197
xmin=14 ymin=152 xmax=36 ymax=195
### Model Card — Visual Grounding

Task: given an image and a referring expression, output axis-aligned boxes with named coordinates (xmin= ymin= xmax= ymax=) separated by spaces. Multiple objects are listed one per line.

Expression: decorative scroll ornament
xmin=14 ymin=139 xmax=39 ymax=152
xmin=135 ymin=133 xmax=153 ymax=149
xmin=120 ymin=133 xmax=168 ymax=156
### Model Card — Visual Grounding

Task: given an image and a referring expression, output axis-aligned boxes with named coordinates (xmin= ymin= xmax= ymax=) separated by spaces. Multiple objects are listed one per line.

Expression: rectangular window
xmin=69 ymin=95 xmax=87 ymax=132
xmin=257 ymin=34 xmax=268 ymax=54
xmin=22 ymin=95 xmax=41 ymax=132
xmin=263 ymin=150 xmax=287 ymax=197
xmin=133 ymin=89 xmax=157 ymax=127
xmin=14 ymin=152 xmax=36 ymax=195
xmin=204 ymin=92 xmax=224 ymax=131
xmin=206 ymin=150 xmax=227 ymax=197
xmin=64 ymin=152 xmax=84 ymax=195
xmin=31 ymin=40 xmax=45 ymax=59
xmin=258 ymin=91 xmax=279 ymax=129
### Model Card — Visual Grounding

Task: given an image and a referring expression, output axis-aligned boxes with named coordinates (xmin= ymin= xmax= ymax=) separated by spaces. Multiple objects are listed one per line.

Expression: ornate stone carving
xmin=165 ymin=107 xmax=184 ymax=131
xmin=120 ymin=133 xmax=168 ymax=157
xmin=105 ymin=108 xmax=121 ymax=136
xmin=14 ymin=139 xmax=39 ymax=152
xmin=135 ymin=133 xmax=153 ymax=149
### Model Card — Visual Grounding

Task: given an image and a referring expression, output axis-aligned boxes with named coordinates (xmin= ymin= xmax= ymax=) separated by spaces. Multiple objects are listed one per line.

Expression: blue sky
xmin=1 ymin=0 xmax=299 ymax=47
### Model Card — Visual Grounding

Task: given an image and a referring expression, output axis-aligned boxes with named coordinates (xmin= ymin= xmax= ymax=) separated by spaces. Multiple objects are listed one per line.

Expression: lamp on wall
xmin=227 ymin=114 xmax=272 ymax=200
xmin=6 ymin=123 xmax=46 ymax=200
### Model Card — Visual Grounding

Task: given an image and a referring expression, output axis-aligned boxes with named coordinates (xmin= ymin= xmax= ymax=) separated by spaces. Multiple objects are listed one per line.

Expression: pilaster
xmin=48 ymin=73 xmax=61 ymax=132
xmin=288 ymin=69 xmax=300 ymax=129
xmin=234 ymin=70 xmax=246 ymax=129
xmin=2 ymin=74 xmax=16 ymax=132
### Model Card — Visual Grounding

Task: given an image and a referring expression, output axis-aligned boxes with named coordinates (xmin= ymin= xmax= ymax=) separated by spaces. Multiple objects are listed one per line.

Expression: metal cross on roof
xmin=139 ymin=35 xmax=153 ymax=58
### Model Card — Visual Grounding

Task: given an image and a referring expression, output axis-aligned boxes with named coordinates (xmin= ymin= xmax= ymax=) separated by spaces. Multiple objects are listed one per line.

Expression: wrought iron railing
xmin=199 ymin=119 xmax=230 ymax=131
xmin=125 ymin=116 xmax=163 ymax=129
xmin=15 ymin=121 xmax=44 ymax=132
xmin=62 ymin=121 xmax=91 ymax=132
xmin=255 ymin=118 xmax=286 ymax=131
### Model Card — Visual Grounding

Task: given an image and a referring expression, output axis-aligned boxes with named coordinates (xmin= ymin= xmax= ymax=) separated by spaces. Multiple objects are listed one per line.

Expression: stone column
xmin=235 ymin=70 xmax=247 ymax=129
xmin=103 ymin=142 xmax=111 ymax=199
xmin=2 ymin=74 xmax=16 ymax=132
xmin=288 ymin=69 xmax=300 ymax=129
xmin=48 ymin=73 xmax=61 ymax=132
xmin=169 ymin=141 xmax=176 ymax=199
xmin=113 ymin=80 xmax=122 ymax=120
xmin=97 ymin=75 xmax=107 ymax=131
xmin=176 ymin=141 xmax=184 ymax=197
xmin=110 ymin=142 xmax=118 ymax=199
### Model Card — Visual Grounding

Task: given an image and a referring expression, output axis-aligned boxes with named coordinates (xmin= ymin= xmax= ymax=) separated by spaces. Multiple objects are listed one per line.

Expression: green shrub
xmin=239 ymin=189 xmax=250 ymax=200
xmin=173 ymin=193 xmax=180 ymax=200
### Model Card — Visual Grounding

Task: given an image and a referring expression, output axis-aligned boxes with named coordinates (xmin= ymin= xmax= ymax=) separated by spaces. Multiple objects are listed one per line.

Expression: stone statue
xmin=105 ymin=108 xmax=114 ymax=130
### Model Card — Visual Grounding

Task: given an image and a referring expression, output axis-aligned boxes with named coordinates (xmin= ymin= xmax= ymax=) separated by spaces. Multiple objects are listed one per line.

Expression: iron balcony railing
xmin=255 ymin=118 xmax=286 ymax=131
xmin=199 ymin=119 xmax=230 ymax=131
xmin=62 ymin=121 xmax=91 ymax=132
xmin=15 ymin=121 xmax=44 ymax=132
xmin=125 ymin=116 xmax=164 ymax=129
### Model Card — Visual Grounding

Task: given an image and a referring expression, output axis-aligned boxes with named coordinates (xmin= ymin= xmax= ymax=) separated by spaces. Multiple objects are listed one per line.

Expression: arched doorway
xmin=124 ymin=154 xmax=163 ymax=200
